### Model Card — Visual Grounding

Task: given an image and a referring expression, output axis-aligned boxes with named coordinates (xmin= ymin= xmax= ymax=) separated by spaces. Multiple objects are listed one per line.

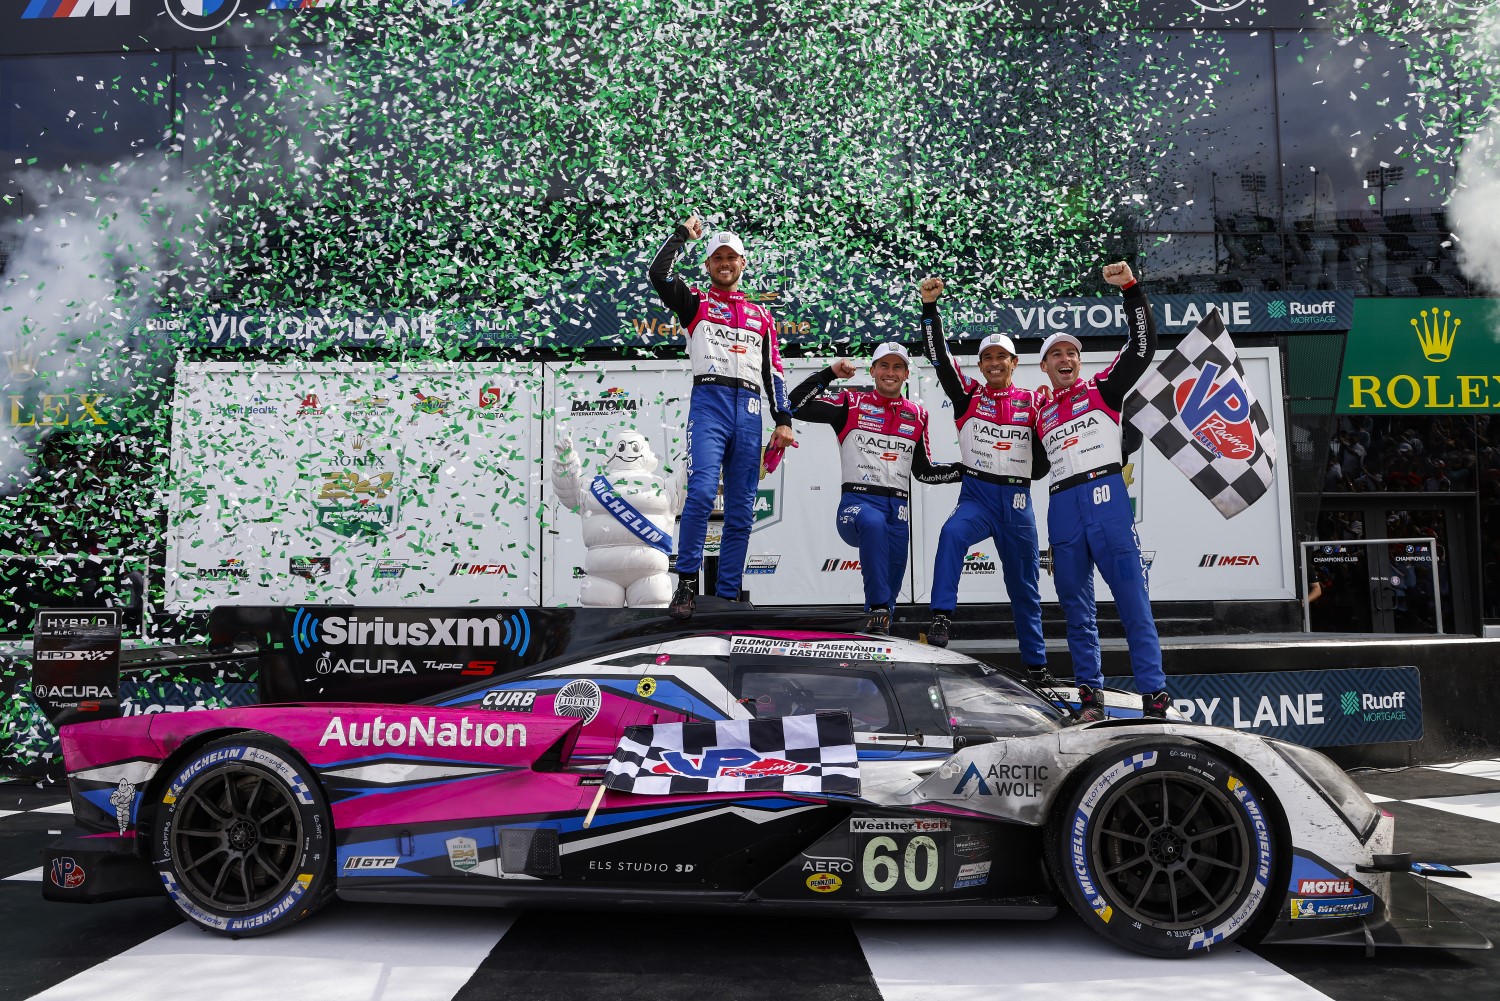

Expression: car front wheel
xmin=1045 ymin=739 xmax=1281 ymax=957
xmin=150 ymin=735 xmax=334 ymax=935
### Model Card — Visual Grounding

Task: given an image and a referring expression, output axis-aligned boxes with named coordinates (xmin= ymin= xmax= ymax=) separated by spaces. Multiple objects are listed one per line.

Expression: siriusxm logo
xmin=291 ymin=607 xmax=531 ymax=656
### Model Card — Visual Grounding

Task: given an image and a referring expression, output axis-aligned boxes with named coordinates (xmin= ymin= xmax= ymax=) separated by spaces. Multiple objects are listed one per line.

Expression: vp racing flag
xmin=1124 ymin=307 xmax=1277 ymax=519
xmin=603 ymin=711 xmax=860 ymax=795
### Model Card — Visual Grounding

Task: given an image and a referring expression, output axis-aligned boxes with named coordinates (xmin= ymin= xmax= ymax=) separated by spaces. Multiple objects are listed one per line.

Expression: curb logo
xmin=1412 ymin=308 xmax=1458 ymax=363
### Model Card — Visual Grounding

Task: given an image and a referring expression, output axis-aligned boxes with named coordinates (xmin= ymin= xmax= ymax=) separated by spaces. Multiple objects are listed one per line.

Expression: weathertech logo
xmin=1199 ymin=554 xmax=1260 ymax=567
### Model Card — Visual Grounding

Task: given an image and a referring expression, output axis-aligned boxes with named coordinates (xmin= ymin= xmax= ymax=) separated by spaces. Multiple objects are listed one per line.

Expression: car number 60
xmin=862 ymin=835 xmax=940 ymax=892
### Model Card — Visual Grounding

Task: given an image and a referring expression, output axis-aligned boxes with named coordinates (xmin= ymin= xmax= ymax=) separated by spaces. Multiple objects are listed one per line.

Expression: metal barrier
xmin=1300 ymin=537 xmax=1442 ymax=635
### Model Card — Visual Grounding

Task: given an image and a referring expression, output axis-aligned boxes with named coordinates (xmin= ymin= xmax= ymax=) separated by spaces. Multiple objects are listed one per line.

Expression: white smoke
xmin=0 ymin=155 xmax=197 ymax=492
xmin=1449 ymin=7 xmax=1500 ymax=301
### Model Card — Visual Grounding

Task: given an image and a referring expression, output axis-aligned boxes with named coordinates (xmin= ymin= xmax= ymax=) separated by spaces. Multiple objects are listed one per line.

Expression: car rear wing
xmin=29 ymin=608 xmax=122 ymax=727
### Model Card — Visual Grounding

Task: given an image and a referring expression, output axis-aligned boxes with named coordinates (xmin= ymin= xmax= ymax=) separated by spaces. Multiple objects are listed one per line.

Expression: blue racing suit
xmin=922 ymin=301 xmax=1049 ymax=668
xmin=790 ymin=367 xmax=961 ymax=611
xmin=650 ymin=226 xmax=792 ymax=599
xmin=1035 ymin=281 xmax=1164 ymax=694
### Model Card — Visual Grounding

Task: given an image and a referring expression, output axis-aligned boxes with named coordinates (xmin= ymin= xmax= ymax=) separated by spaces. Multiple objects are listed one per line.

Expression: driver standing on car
xmin=1037 ymin=261 xmax=1167 ymax=720
xmin=649 ymin=215 xmax=796 ymax=619
xmin=789 ymin=345 xmax=961 ymax=633
xmin=918 ymin=276 xmax=1048 ymax=674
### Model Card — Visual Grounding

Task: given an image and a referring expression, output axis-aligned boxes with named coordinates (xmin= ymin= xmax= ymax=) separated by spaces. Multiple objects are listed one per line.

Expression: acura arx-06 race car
xmin=41 ymin=613 xmax=1487 ymax=958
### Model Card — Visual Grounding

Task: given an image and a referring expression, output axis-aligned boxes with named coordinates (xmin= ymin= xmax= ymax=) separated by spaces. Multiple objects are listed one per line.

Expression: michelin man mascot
xmin=553 ymin=429 xmax=687 ymax=607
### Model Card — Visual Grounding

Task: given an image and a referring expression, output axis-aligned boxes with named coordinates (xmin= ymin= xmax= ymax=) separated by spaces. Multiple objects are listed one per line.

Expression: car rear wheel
xmin=1044 ymin=739 xmax=1280 ymax=957
xmin=151 ymin=736 xmax=334 ymax=936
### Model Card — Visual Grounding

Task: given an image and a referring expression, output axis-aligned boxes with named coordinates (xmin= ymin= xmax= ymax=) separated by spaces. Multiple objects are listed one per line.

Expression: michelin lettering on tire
xmin=1069 ymin=750 xmax=1157 ymax=924
xmin=152 ymin=737 xmax=332 ymax=935
xmin=1054 ymin=742 xmax=1279 ymax=957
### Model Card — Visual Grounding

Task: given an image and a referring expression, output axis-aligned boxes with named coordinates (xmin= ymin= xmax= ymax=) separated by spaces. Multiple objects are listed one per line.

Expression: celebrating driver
xmin=789 ymin=345 xmax=961 ymax=633
xmin=649 ymin=215 xmax=795 ymax=619
xmin=919 ymin=277 xmax=1048 ymax=674
xmin=1037 ymin=261 xmax=1167 ymax=720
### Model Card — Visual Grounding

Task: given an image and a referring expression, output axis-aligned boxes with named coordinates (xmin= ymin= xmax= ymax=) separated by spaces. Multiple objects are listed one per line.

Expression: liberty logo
xmin=1411 ymin=308 xmax=1458 ymax=363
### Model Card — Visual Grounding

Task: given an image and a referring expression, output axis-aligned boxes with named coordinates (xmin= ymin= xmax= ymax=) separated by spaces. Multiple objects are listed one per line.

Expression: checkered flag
xmin=1124 ymin=307 xmax=1277 ymax=519
xmin=603 ymin=711 xmax=860 ymax=796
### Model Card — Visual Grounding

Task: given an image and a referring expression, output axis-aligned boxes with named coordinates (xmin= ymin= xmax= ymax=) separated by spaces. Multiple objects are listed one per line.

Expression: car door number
xmin=860 ymin=835 xmax=940 ymax=893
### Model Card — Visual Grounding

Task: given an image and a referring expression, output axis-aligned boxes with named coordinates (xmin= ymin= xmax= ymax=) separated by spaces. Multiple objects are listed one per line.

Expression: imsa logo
xmin=1199 ymin=554 xmax=1261 ymax=567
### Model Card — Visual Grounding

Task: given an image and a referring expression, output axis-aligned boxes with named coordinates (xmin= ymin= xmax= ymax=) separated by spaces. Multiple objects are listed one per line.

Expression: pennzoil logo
xmin=806 ymin=873 xmax=843 ymax=893
xmin=1412 ymin=307 xmax=1458 ymax=363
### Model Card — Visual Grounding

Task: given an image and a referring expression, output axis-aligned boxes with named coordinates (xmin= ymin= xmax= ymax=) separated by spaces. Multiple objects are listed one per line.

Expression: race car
xmin=41 ymin=608 xmax=1488 ymax=957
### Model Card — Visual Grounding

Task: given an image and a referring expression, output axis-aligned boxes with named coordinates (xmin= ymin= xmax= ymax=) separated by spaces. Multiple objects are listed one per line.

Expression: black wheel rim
xmin=171 ymin=763 xmax=303 ymax=912
xmin=1090 ymin=770 xmax=1253 ymax=929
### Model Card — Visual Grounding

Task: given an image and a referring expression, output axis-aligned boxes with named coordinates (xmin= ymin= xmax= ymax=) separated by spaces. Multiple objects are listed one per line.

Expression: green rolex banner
xmin=1337 ymin=299 xmax=1500 ymax=413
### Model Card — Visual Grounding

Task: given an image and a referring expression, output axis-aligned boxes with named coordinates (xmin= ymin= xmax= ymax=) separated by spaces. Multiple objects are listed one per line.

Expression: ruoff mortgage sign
xmin=1337 ymin=299 xmax=1500 ymax=413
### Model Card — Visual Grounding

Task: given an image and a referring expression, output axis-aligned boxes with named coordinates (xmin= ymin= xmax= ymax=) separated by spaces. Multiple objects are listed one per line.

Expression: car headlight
xmin=1268 ymin=739 xmax=1381 ymax=842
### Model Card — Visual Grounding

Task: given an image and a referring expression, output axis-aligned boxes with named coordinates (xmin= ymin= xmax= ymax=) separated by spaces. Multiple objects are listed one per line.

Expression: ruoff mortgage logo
xmin=1266 ymin=298 xmax=1337 ymax=325
xmin=1340 ymin=689 xmax=1409 ymax=721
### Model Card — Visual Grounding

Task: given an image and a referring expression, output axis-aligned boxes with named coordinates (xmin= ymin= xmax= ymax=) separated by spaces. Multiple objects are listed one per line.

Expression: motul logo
xmin=1199 ymin=554 xmax=1261 ymax=567
xmin=1297 ymin=878 xmax=1353 ymax=896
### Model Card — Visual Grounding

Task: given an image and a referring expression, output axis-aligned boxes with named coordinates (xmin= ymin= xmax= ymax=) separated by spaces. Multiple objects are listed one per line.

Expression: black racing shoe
xmin=668 ymin=578 xmax=697 ymax=620
xmin=1142 ymin=690 xmax=1171 ymax=719
xmin=1076 ymin=683 xmax=1106 ymax=723
xmin=927 ymin=614 xmax=951 ymax=648
xmin=863 ymin=609 xmax=891 ymax=635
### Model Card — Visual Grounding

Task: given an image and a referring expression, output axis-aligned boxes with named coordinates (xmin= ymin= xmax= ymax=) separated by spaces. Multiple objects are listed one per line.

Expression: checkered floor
xmin=3 ymin=760 xmax=1500 ymax=1001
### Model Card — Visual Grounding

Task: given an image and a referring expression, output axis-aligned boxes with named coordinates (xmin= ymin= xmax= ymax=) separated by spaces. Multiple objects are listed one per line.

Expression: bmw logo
xmin=165 ymin=0 xmax=242 ymax=33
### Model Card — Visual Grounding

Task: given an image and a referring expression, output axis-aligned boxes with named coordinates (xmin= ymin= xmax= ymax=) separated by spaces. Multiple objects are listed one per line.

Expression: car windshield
xmin=935 ymin=663 xmax=1066 ymax=738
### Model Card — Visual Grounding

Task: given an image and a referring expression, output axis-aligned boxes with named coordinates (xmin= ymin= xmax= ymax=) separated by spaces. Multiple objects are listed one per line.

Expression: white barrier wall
xmin=168 ymin=351 xmax=1293 ymax=610
xmin=167 ymin=363 xmax=541 ymax=610
xmin=910 ymin=346 xmax=1294 ymax=603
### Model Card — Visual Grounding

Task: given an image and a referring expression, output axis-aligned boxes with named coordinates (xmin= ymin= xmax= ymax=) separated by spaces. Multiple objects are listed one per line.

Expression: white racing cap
xmin=1038 ymin=331 xmax=1083 ymax=360
xmin=977 ymin=332 xmax=1018 ymax=358
xmin=703 ymin=230 xmax=746 ymax=261
xmin=871 ymin=342 xmax=912 ymax=366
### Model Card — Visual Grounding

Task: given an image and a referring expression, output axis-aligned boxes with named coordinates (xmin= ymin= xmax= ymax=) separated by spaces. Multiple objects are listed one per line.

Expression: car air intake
xmin=500 ymin=826 xmax=561 ymax=876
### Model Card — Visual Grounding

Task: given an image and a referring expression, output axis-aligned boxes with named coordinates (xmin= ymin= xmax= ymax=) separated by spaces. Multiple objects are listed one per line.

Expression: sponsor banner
xmin=30 ymin=610 xmax=120 ymax=725
xmin=912 ymin=346 xmax=1294 ymax=604
xmin=1337 ymin=298 xmax=1500 ymax=413
xmin=933 ymin=292 xmax=1352 ymax=341
xmin=167 ymin=363 xmax=539 ymax=609
xmin=1290 ymin=895 xmax=1376 ymax=920
xmin=729 ymin=637 xmax=895 ymax=661
xmin=848 ymin=818 xmax=951 ymax=834
xmin=5 ymin=1 xmax=324 ymax=56
xmin=1103 ymin=666 xmax=1422 ymax=747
